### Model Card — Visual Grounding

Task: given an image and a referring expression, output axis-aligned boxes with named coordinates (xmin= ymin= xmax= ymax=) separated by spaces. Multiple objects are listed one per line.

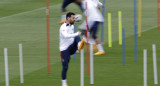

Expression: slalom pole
xmin=90 ymin=44 xmax=94 ymax=84
xmin=108 ymin=13 xmax=112 ymax=47
xmin=19 ymin=44 xmax=24 ymax=84
xmin=46 ymin=0 xmax=50 ymax=73
xmin=118 ymin=11 xmax=122 ymax=45
xmin=122 ymin=28 xmax=125 ymax=66
xmin=73 ymin=25 xmax=77 ymax=61
xmin=138 ymin=0 xmax=142 ymax=37
xmin=157 ymin=0 xmax=160 ymax=29
xmin=85 ymin=1 xmax=90 ymax=75
xmin=143 ymin=49 xmax=147 ymax=86
xmin=152 ymin=44 xmax=158 ymax=85
xmin=80 ymin=49 xmax=84 ymax=86
xmin=4 ymin=48 xmax=9 ymax=86
xmin=134 ymin=0 xmax=137 ymax=62
xmin=101 ymin=0 xmax=105 ymax=43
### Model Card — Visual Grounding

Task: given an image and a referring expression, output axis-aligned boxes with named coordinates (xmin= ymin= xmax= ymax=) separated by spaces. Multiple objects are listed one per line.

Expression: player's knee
xmin=64 ymin=65 xmax=68 ymax=71
xmin=75 ymin=36 xmax=81 ymax=41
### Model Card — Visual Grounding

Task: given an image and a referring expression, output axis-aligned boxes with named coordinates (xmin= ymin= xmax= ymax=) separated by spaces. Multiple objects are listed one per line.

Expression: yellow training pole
xmin=138 ymin=0 xmax=142 ymax=37
xmin=118 ymin=11 xmax=122 ymax=45
xmin=108 ymin=13 xmax=112 ymax=47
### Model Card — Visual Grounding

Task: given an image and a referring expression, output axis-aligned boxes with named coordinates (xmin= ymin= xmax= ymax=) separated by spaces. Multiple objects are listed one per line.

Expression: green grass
xmin=0 ymin=0 xmax=159 ymax=86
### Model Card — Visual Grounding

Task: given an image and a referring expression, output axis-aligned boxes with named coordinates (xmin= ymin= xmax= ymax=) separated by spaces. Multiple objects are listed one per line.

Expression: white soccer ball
xmin=75 ymin=14 xmax=82 ymax=22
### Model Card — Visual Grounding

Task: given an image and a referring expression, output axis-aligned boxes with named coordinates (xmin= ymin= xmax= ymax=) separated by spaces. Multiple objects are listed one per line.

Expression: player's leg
xmin=75 ymin=36 xmax=85 ymax=51
xmin=61 ymin=50 xmax=71 ymax=86
xmin=90 ymin=21 xmax=105 ymax=55
xmin=70 ymin=36 xmax=85 ymax=53
xmin=59 ymin=0 xmax=74 ymax=24
xmin=74 ymin=1 xmax=84 ymax=12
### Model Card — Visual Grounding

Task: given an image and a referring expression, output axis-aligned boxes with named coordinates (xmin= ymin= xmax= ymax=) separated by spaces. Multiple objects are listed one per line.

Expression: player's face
xmin=69 ymin=15 xmax=75 ymax=25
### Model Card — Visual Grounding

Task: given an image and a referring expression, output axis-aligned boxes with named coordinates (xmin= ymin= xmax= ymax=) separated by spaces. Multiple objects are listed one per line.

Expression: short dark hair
xmin=66 ymin=12 xmax=75 ymax=19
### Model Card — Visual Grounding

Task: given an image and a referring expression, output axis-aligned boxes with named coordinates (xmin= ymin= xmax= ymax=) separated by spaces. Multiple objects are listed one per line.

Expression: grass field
xmin=0 ymin=0 xmax=160 ymax=86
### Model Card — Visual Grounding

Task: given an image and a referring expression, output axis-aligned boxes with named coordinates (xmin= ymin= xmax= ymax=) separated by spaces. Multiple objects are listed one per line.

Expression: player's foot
xmin=59 ymin=20 xmax=66 ymax=24
xmin=64 ymin=85 xmax=68 ymax=86
xmin=78 ymin=39 xmax=85 ymax=50
xmin=94 ymin=51 xmax=105 ymax=55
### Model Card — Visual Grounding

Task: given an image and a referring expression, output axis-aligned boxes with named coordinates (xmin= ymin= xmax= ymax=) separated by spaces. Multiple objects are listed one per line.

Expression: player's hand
xmin=97 ymin=6 xmax=101 ymax=9
xmin=77 ymin=31 xmax=81 ymax=36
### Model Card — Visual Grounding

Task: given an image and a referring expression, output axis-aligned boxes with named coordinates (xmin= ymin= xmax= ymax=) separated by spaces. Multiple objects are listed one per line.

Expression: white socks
xmin=61 ymin=14 xmax=66 ymax=20
xmin=62 ymin=80 xmax=67 ymax=86
xmin=78 ymin=42 xmax=81 ymax=48
xmin=97 ymin=44 xmax=104 ymax=52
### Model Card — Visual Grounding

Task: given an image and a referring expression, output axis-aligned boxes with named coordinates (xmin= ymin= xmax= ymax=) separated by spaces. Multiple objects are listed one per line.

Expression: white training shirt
xmin=91 ymin=0 xmax=103 ymax=6
xmin=59 ymin=23 xmax=79 ymax=51
xmin=79 ymin=0 xmax=104 ymax=30
xmin=82 ymin=0 xmax=104 ymax=22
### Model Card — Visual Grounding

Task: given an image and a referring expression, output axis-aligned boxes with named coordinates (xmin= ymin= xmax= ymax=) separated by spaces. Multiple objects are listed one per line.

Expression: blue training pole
xmin=101 ymin=0 xmax=105 ymax=43
xmin=134 ymin=0 xmax=137 ymax=62
xmin=73 ymin=25 xmax=77 ymax=61
xmin=122 ymin=28 xmax=125 ymax=66
xmin=73 ymin=53 xmax=76 ymax=61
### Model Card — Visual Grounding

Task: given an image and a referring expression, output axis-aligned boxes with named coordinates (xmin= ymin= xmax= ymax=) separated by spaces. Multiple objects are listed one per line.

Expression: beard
xmin=70 ymin=21 xmax=75 ymax=25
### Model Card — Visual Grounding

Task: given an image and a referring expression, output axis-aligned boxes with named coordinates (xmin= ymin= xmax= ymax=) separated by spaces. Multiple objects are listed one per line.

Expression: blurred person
xmin=79 ymin=0 xmax=105 ymax=55
xmin=59 ymin=12 xmax=85 ymax=86
xmin=92 ymin=0 xmax=103 ymax=8
xmin=59 ymin=0 xmax=83 ymax=24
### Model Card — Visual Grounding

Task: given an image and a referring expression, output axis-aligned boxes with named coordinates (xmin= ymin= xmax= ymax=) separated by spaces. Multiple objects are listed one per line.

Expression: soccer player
xmin=79 ymin=0 xmax=105 ymax=55
xmin=92 ymin=0 xmax=103 ymax=8
xmin=59 ymin=0 xmax=83 ymax=24
xmin=59 ymin=12 xmax=85 ymax=86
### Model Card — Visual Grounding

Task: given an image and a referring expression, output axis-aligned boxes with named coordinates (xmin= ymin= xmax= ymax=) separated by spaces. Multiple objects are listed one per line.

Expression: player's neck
xmin=66 ymin=20 xmax=70 ymax=25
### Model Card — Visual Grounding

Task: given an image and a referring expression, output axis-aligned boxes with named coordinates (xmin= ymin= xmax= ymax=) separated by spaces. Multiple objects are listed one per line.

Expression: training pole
xmin=138 ymin=0 xmax=142 ymax=37
xmin=158 ymin=0 xmax=160 ymax=30
xmin=90 ymin=44 xmax=94 ymax=84
xmin=143 ymin=49 xmax=147 ymax=86
xmin=101 ymin=0 xmax=105 ymax=43
xmin=80 ymin=49 xmax=84 ymax=86
xmin=85 ymin=1 xmax=90 ymax=75
xmin=108 ymin=13 xmax=112 ymax=47
xmin=73 ymin=25 xmax=77 ymax=61
xmin=46 ymin=0 xmax=50 ymax=73
xmin=122 ymin=28 xmax=125 ymax=66
xmin=118 ymin=11 xmax=122 ymax=45
xmin=73 ymin=52 xmax=76 ymax=61
xmin=19 ymin=44 xmax=24 ymax=84
xmin=4 ymin=48 xmax=9 ymax=86
xmin=134 ymin=0 xmax=137 ymax=62
xmin=152 ymin=44 xmax=158 ymax=85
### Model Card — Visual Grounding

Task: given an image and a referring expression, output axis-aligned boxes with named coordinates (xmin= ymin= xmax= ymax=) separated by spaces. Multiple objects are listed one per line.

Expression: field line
xmin=0 ymin=4 xmax=60 ymax=21
xmin=142 ymin=26 xmax=157 ymax=32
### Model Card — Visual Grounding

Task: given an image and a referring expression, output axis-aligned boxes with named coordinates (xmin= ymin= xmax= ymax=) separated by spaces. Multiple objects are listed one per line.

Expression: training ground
xmin=0 ymin=0 xmax=159 ymax=86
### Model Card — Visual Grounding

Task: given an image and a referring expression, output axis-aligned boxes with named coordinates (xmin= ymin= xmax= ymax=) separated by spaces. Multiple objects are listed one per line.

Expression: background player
xmin=79 ymin=0 xmax=105 ymax=55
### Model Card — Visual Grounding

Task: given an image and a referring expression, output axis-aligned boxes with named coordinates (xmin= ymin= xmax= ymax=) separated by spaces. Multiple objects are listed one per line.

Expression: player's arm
xmin=61 ymin=28 xmax=81 ymax=38
xmin=91 ymin=0 xmax=103 ymax=9
xmin=97 ymin=0 xmax=103 ymax=7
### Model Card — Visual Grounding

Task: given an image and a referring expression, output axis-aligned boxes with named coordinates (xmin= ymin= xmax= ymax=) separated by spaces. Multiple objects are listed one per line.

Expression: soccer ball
xmin=75 ymin=14 xmax=82 ymax=22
